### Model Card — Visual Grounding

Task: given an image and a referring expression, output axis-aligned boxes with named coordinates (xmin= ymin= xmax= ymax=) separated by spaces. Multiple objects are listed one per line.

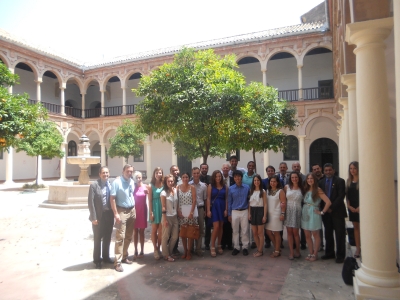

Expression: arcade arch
xmin=237 ymin=56 xmax=262 ymax=84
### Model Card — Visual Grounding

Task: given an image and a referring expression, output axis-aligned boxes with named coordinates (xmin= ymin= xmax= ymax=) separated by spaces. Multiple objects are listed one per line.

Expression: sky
xmin=0 ymin=0 xmax=324 ymax=64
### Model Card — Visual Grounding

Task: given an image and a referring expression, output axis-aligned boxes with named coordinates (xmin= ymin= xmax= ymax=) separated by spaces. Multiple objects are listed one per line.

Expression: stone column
xmin=4 ymin=147 xmax=14 ymax=185
xmin=297 ymin=65 xmax=303 ymax=100
xmin=145 ymin=140 xmax=152 ymax=182
xmin=59 ymin=142 xmax=67 ymax=182
xmin=121 ymin=86 xmax=126 ymax=115
xmin=347 ymin=17 xmax=400 ymax=298
xmin=337 ymin=110 xmax=347 ymax=179
xmin=298 ymin=135 xmax=306 ymax=172
xmin=341 ymin=74 xmax=358 ymax=161
xmin=261 ymin=69 xmax=267 ymax=86
xmin=60 ymin=86 xmax=66 ymax=116
xmin=338 ymin=97 xmax=350 ymax=173
xmin=100 ymin=90 xmax=105 ymax=116
xmin=263 ymin=150 xmax=270 ymax=177
xmin=35 ymin=79 xmax=42 ymax=102
xmin=100 ymin=143 xmax=106 ymax=166
xmin=81 ymin=93 xmax=86 ymax=118
xmin=337 ymin=122 xmax=344 ymax=179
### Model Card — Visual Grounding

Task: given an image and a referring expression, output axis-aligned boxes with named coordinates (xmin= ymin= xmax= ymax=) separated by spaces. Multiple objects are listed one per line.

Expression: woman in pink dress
xmin=133 ymin=171 xmax=148 ymax=258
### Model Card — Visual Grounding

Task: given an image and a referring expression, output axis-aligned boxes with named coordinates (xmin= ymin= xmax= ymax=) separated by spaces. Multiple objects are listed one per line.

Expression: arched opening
xmin=85 ymin=79 xmax=101 ymax=118
xmin=68 ymin=140 xmax=77 ymax=156
xmin=65 ymin=100 xmax=81 ymax=118
xmin=14 ymin=62 xmax=36 ymax=102
xmin=283 ymin=135 xmax=299 ymax=161
xmin=237 ymin=56 xmax=261 ymax=84
xmin=303 ymin=47 xmax=333 ymax=100
xmin=267 ymin=52 xmax=297 ymax=101
xmin=127 ymin=72 xmax=143 ymax=114
xmin=309 ymin=138 xmax=339 ymax=174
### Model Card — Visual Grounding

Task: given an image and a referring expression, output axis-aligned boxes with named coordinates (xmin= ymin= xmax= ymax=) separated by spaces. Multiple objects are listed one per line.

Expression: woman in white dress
xmin=284 ymin=172 xmax=304 ymax=260
xmin=265 ymin=175 xmax=286 ymax=258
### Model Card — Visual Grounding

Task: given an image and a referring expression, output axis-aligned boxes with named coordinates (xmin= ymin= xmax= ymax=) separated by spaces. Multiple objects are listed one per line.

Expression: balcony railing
xmin=278 ymin=86 xmax=333 ymax=101
xmin=28 ymin=100 xmax=137 ymax=119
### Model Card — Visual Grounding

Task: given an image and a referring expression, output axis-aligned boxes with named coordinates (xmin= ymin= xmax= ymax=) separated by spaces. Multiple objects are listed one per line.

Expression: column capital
xmin=297 ymin=64 xmax=303 ymax=69
xmin=261 ymin=68 xmax=267 ymax=73
xmin=297 ymin=135 xmax=306 ymax=139
xmin=341 ymin=73 xmax=356 ymax=91
xmin=346 ymin=17 xmax=393 ymax=49
xmin=338 ymin=97 xmax=348 ymax=109
xmin=35 ymin=79 xmax=43 ymax=84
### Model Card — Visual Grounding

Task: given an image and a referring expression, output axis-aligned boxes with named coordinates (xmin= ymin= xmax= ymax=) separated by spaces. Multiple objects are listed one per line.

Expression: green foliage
xmin=108 ymin=119 xmax=147 ymax=162
xmin=134 ymin=48 xmax=246 ymax=163
xmin=0 ymin=62 xmax=48 ymax=150
xmin=22 ymin=183 xmax=46 ymax=190
xmin=223 ymin=82 xmax=298 ymax=169
xmin=16 ymin=121 xmax=64 ymax=158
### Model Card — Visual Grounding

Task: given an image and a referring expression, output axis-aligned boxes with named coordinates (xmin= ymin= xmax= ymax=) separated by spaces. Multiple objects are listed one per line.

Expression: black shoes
xmin=321 ymin=254 xmax=336 ymax=260
xmin=250 ymin=242 xmax=257 ymax=249
xmin=231 ymin=248 xmax=240 ymax=256
xmin=243 ymin=249 xmax=249 ymax=256
xmin=336 ymin=257 xmax=344 ymax=263
xmin=95 ymin=262 xmax=102 ymax=269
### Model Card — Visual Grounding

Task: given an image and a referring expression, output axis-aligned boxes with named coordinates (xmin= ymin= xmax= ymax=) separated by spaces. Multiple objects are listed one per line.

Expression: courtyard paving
xmin=0 ymin=188 xmax=354 ymax=300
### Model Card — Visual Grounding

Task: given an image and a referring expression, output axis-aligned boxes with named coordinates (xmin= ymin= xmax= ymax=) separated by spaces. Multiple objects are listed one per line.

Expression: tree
xmin=108 ymin=119 xmax=147 ymax=163
xmin=134 ymin=48 xmax=246 ymax=163
xmin=16 ymin=120 xmax=64 ymax=185
xmin=0 ymin=62 xmax=47 ymax=150
xmin=223 ymin=82 xmax=297 ymax=172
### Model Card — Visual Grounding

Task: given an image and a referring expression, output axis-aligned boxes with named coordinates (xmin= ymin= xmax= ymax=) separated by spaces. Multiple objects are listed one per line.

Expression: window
xmin=226 ymin=149 xmax=240 ymax=161
xmin=318 ymin=79 xmax=333 ymax=99
xmin=68 ymin=141 xmax=77 ymax=156
xmin=283 ymin=135 xmax=299 ymax=160
xmin=134 ymin=145 xmax=144 ymax=162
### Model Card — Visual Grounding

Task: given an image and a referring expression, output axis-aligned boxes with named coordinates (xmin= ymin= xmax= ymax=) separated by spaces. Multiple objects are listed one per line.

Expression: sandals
xmin=164 ymin=256 xmax=175 ymax=262
xmin=305 ymin=254 xmax=312 ymax=261
xmin=134 ymin=251 xmax=138 ymax=259
xmin=154 ymin=250 xmax=160 ymax=260
xmin=270 ymin=250 xmax=281 ymax=258
xmin=294 ymin=253 xmax=301 ymax=259
xmin=186 ymin=250 xmax=192 ymax=260
xmin=217 ymin=245 xmax=224 ymax=255
xmin=253 ymin=251 xmax=263 ymax=257
xmin=309 ymin=254 xmax=317 ymax=262
xmin=211 ymin=247 xmax=217 ymax=257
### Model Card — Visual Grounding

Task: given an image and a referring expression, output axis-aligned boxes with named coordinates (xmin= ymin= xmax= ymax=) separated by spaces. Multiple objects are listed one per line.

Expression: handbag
xmin=342 ymin=257 xmax=359 ymax=285
xmin=179 ymin=223 xmax=200 ymax=239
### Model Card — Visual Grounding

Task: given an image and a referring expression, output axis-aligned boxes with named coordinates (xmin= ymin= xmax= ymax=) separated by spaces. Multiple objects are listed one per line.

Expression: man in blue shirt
xmin=228 ymin=170 xmax=250 ymax=256
xmin=110 ymin=164 xmax=136 ymax=272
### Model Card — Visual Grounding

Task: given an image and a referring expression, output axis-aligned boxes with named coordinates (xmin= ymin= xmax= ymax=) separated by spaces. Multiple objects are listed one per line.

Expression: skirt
xmin=250 ymin=206 xmax=266 ymax=226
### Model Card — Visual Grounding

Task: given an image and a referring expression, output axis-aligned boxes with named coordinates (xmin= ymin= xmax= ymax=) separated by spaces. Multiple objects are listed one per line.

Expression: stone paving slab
xmin=0 ymin=190 xmax=354 ymax=300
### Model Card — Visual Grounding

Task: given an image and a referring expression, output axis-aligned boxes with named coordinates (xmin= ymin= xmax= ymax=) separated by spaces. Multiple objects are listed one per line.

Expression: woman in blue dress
xmin=206 ymin=170 xmax=228 ymax=257
xmin=301 ymin=173 xmax=331 ymax=262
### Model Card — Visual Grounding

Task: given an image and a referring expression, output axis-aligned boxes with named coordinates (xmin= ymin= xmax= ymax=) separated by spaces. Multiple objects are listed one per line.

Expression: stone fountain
xmin=39 ymin=135 xmax=100 ymax=209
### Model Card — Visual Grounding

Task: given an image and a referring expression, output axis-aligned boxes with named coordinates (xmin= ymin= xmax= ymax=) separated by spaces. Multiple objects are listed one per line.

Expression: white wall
xmin=302 ymin=53 xmax=333 ymax=88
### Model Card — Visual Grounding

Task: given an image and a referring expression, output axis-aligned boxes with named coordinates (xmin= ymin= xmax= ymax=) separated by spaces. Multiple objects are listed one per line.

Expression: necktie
xmin=325 ymin=179 xmax=330 ymax=198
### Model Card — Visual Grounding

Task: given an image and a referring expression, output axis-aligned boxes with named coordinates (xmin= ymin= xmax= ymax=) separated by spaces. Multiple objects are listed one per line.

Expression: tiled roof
xmin=0 ymin=21 xmax=327 ymax=70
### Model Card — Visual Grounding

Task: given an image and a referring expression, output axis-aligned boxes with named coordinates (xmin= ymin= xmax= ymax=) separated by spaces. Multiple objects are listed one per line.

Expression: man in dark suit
xmin=88 ymin=166 xmax=114 ymax=269
xmin=318 ymin=163 xmax=347 ymax=263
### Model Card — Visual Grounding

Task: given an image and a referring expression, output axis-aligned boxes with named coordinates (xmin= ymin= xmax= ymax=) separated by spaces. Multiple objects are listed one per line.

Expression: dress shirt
xmin=242 ymin=172 xmax=256 ymax=187
xmin=111 ymin=176 xmax=135 ymax=208
xmin=189 ymin=180 xmax=207 ymax=207
xmin=228 ymin=183 xmax=250 ymax=216
xmin=228 ymin=167 xmax=247 ymax=177
xmin=101 ymin=179 xmax=111 ymax=210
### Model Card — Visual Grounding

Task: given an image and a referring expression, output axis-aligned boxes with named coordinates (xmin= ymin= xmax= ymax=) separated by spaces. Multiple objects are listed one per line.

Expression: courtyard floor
xmin=0 ymin=188 xmax=354 ymax=300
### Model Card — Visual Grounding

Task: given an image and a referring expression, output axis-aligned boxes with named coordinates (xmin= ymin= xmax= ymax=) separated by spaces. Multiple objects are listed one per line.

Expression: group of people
xmin=87 ymin=157 xmax=360 ymax=272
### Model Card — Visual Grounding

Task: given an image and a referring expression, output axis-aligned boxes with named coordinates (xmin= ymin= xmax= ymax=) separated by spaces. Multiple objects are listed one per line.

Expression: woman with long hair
xmin=206 ymin=170 xmax=228 ymax=257
xmin=265 ymin=175 xmax=286 ymax=258
xmin=346 ymin=161 xmax=360 ymax=258
xmin=177 ymin=172 xmax=197 ymax=260
xmin=133 ymin=171 xmax=147 ymax=259
xmin=248 ymin=174 xmax=267 ymax=257
xmin=147 ymin=167 xmax=164 ymax=260
xmin=284 ymin=172 xmax=304 ymax=260
xmin=160 ymin=174 xmax=179 ymax=262
xmin=301 ymin=173 xmax=331 ymax=262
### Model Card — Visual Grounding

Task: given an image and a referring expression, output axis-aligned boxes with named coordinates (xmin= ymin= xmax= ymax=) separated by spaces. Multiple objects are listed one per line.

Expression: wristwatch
xmin=320 ymin=211 xmax=324 ymax=215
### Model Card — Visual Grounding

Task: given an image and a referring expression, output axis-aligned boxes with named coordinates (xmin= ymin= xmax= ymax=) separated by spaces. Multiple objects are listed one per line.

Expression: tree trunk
xmin=202 ymin=154 xmax=208 ymax=164
xmin=252 ymin=148 xmax=257 ymax=174
xmin=125 ymin=156 xmax=128 ymax=164
xmin=36 ymin=155 xmax=39 ymax=186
